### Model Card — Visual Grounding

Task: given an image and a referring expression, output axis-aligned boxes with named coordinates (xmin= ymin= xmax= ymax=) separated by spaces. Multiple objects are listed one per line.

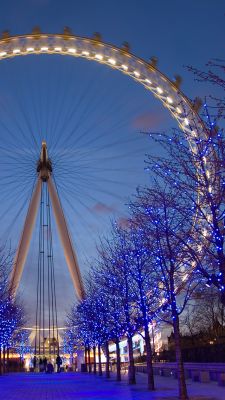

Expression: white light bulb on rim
xmin=68 ymin=48 xmax=76 ymax=54
xmin=145 ymin=78 xmax=152 ymax=84
xmin=41 ymin=47 xmax=48 ymax=51
xmin=27 ymin=47 xmax=34 ymax=52
xmin=95 ymin=53 xmax=103 ymax=60
xmin=108 ymin=58 xmax=116 ymax=65
xmin=54 ymin=47 xmax=62 ymax=52
xmin=82 ymin=50 xmax=89 ymax=56
xmin=134 ymin=70 xmax=140 ymax=77
xmin=167 ymin=96 xmax=173 ymax=104
xmin=122 ymin=64 xmax=128 ymax=71
xmin=13 ymin=49 xmax=20 ymax=54
xmin=0 ymin=51 xmax=7 ymax=56
xmin=176 ymin=106 xmax=182 ymax=114
xmin=157 ymin=87 xmax=163 ymax=94
xmin=184 ymin=118 xmax=189 ymax=126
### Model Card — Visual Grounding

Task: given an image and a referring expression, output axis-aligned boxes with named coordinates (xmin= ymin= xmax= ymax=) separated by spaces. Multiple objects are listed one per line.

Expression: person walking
xmin=46 ymin=361 xmax=54 ymax=374
xmin=56 ymin=354 xmax=62 ymax=373
xmin=39 ymin=358 xmax=43 ymax=372
xmin=43 ymin=357 xmax=47 ymax=372
xmin=33 ymin=356 xmax=37 ymax=371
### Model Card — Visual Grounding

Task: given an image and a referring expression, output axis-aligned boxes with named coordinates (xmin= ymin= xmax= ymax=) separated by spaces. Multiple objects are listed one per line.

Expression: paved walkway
xmin=0 ymin=371 xmax=225 ymax=399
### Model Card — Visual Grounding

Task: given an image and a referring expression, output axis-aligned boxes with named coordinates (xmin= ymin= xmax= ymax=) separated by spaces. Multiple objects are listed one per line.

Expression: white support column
xmin=47 ymin=176 xmax=85 ymax=301
xmin=10 ymin=177 xmax=42 ymax=294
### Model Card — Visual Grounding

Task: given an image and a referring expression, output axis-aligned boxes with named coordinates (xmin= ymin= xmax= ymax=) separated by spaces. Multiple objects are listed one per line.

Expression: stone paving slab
xmin=0 ymin=371 xmax=225 ymax=400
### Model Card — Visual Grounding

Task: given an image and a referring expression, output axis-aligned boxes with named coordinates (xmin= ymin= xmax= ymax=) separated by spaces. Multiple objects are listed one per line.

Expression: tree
xmin=83 ymin=279 xmax=111 ymax=377
xmin=99 ymin=227 xmax=138 ymax=385
xmin=187 ymin=60 xmax=225 ymax=119
xmin=94 ymin=241 xmax=130 ymax=382
xmin=130 ymin=185 xmax=200 ymax=400
xmin=11 ymin=329 xmax=31 ymax=369
xmin=0 ymin=247 xmax=26 ymax=374
xmin=112 ymin=224 xmax=157 ymax=390
xmin=144 ymin=61 xmax=225 ymax=301
xmin=181 ymin=285 xmax=225 ymax=342
xmin=66 ymin=282 xmax=113 ymax=377
xmin=144 ymin=116 xmax=225 ymax=300
xmin=62 ymin=325 xmax=75 ymax=366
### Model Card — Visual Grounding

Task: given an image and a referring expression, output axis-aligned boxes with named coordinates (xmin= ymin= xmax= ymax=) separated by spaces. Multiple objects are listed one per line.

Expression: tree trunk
xmin=115 ymin=337 xmax=121 ymax=381
xmin=144 ymin=323 xmax=155 ymax=390
xmin=7 ymin=347 xmax=9 ymax=373
xmin=93 ymin=346 xmax=96 ymax=374
xmin=85 ymin=346 xmax=88 ymax=369
xmin=105 ymin=341 xmax=110 ymax=378
xmin=3 ymin=346 xmax=6 ymax=373
xmin=220 ymin=257 xmax=225 ymax=305
xmin=127 ymin=336 xmax=136 ymax=384
xmin=173 ymin=315 xmax=188 ymax=400
xmin=88 ymin=345 xmax=92 ymax=373
xmin=98 ymin=344 xmax=102 ymax=376
xmin=0 ymin=347 xmax=2 ymax=375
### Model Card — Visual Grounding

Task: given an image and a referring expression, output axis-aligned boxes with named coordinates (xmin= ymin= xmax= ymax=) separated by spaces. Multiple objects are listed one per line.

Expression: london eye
xmin=0 ymin=28 xmax=207 ymax=358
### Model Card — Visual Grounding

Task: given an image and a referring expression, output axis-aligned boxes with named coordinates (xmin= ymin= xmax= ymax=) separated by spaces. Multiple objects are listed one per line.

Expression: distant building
xmin=108 ymin=323 xmax=168 ymax=362
xmin=166 ymin=320 xmax=225 ymax=363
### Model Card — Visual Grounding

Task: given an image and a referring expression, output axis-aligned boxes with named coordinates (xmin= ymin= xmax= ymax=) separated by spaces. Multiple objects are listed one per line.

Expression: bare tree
xmin=144 ymin=114 xmax=225 ymax=301
xmin=96 ymin=234 xmax=137 ymax=384
xmin=182 ymin=286 xmax=225 ymax=342
xmin=130 ymin=185 xmax=200 ymax=400
xmin=0 ymin=246 xmax=26 ymax=374
xmin=114 ymin=225 xmax=157 ymax=390
xmin=187 ymin=60 xmax=225 ymax=119
xmin=143 ymin=59 xmax=225 ymax=301
xmin=91 ymin=259 xmax=126 ymax=381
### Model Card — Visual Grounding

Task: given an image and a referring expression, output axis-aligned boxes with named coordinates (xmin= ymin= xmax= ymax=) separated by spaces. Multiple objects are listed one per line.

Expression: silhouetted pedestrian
xmin=43 ymin=357 xmax=47 ymax=372
xmin=39 ymin=358 xmax=44 ymax=372
xmin=46 ymin=361 xmax=54 ymax=374
xmin=56 ymin=355 xmax=62 ymax=373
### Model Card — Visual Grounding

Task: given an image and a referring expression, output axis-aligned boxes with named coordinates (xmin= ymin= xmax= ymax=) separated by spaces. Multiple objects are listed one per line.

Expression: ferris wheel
xmin=0 ymin=27 xmax=207 ymax=356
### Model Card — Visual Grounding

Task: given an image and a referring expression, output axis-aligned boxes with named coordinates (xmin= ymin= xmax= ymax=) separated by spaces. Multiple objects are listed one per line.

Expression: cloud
xmin=92 ymin=202 xmax=116 ymax=214
xmin=133 ymin=110 xmax=165 ymax=130
xmin=117 ymin=217 xmax=130 ymax=228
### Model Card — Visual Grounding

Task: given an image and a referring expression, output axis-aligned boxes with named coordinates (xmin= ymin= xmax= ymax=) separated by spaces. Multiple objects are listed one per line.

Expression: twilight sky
xmin=0 ymin=0 xmax=224 ymax=326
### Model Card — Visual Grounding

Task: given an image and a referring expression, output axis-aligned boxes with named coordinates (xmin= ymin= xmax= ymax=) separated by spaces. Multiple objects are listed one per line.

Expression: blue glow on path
xmin=0 ymin=372 xmax=225 ymax=399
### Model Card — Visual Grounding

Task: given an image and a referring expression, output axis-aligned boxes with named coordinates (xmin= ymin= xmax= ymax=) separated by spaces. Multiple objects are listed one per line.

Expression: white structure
xmin=10 ymin=141 xmax=85 ymax=301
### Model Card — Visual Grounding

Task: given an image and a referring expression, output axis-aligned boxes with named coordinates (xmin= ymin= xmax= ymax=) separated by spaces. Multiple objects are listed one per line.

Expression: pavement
xmin=0 ymin=371 xmax=225 ymax=400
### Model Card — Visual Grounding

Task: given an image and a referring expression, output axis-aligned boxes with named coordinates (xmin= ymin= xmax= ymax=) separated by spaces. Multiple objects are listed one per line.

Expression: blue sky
xmin=2 ymin=0 xmax=224 ymax=93
xmin=0 ymin=0 xmax=224 ymax=326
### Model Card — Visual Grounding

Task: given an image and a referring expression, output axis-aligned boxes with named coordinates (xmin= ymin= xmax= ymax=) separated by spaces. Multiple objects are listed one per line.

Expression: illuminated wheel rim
xmin=0 ymin=32 xmax=206 ymax=141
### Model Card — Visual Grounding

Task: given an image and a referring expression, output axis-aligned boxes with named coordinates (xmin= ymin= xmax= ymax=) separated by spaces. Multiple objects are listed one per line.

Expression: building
xmin=108 ymin=323 xmax=168 ymax=362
